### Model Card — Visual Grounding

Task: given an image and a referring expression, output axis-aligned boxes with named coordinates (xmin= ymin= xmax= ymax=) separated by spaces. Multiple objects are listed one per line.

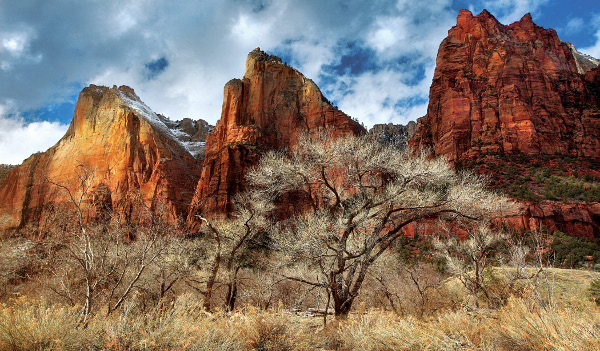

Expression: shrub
xmin=588 ymin=278 xmax=600 ymax=306
xmin=548 ymin=231 xmax=600 ymax=268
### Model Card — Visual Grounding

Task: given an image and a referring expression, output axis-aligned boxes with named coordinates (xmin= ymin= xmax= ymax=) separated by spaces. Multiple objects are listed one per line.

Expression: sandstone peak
xmin=247 ymin=47 xmax=283 ymax=64
xmin=116 ymin=85 xmax=136 ymax=95
xmin=190 ymin=48 xmax=364 ymax=218
xmin=457 ymin=8 xmax=473 ymax=20
xmin=411 ymin=9 xmax=600 ymax=163
xmin=0 ymin=84 xmax=202 ymax=231
xmin=410 ymin=9 xmax=600 ymax=238
xmin=245 ymin=48 xmax=287 ymax=79
xmin=519 ymin=12 xmax=533 ymax=24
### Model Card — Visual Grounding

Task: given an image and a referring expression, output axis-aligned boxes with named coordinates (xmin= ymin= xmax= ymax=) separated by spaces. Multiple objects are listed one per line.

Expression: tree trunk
xmin=225 ymin=282 xmax=237 ymax=311
xmin=225 ymin=266 xmax=240 ymax=311
xmin=203 ymin=253 xmax=221 ymax=311
xmin=331 ymin=285 xmax=354 ymax=317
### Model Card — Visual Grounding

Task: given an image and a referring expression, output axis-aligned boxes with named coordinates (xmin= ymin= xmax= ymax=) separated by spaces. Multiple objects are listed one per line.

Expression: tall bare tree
xmin=247 ymin=130 xmax=510 ymax=317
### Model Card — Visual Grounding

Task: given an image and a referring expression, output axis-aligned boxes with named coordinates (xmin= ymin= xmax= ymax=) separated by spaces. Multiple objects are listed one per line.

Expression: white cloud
xmin=2 ymin=31 xmax=30 ymax=56
xmin=328 ymin=67 xmax=433 ymax=126
xmin=564 ymin=17 xmax=584 ymax=35
xmin=0 ymin=111 xmax=68 ymax=165
xmin=580 ymin=29 xmax=600 ymax=59
xmin=478 ymin=0 xmax=549 ymax=23
xmin=0 ymin=0 xmax=459 ymax=144
xmin=0 ymin=0 xmax=457 ymax=127
xmin=579 ymin=14 xmax=600 ymax=59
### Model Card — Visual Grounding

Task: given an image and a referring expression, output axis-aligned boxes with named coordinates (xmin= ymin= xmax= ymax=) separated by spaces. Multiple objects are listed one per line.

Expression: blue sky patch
xmin=144 ymin=57 xmax=169 ymax=80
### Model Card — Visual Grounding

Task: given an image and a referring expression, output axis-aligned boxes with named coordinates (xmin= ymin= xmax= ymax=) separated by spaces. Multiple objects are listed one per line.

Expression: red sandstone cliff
xmin=190 ymin=48 xmax=365 ymax=217
xmin=409 ymin=10 xmax=600 ymax=238
xmin=410 ymin=9 xmax=600 ymax=163
xmin=0 ymin=85 xmax=202 ymax=231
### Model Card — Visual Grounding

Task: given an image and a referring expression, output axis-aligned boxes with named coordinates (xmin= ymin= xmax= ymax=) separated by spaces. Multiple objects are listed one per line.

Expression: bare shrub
xmin=362 ymin=253 xmax=451 ymax=317
xmin=434 ymin=222 xmax=508 ymax=307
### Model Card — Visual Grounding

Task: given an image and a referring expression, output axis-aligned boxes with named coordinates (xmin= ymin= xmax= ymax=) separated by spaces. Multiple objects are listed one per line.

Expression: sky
xmin=1 ymin=0 xmax=600 ymax=165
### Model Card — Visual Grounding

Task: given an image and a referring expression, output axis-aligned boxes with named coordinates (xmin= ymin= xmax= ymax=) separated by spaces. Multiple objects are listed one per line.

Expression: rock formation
xmin=0 ymin=85 xmax=202 ymax=231
xmin=157 ymin=115 xmax=214 ymax=160
xmin=409 ymin=9 xmax=600 ymax=238
xmin=410 ymin=9 xmax=600 ymax=164
xmin=369 ymin=121 xmax=416 ymax=149
xmin=503 ymin=201 xmax=600 ymax=240
xmin=190 ymin=48 xmax=365 ymax=217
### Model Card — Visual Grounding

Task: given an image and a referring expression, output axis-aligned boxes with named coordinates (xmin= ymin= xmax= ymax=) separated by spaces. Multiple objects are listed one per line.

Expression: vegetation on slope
xmin=458 ymin=153 xmax=600 ymax=202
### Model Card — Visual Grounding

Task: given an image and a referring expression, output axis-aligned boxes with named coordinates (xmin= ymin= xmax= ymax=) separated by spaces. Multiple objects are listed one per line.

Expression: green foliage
xmin=588 ymin=278 xmax=600 ymax=305
xmin=547 ymin=231 xmax=600 ymax=268
xmin=542 ymin=175 xmax=600 ymax=202
xmin=461 ymin=153 xmax=600 ymax=202
xmin=509 ymin=183 xmax=538 ymax=201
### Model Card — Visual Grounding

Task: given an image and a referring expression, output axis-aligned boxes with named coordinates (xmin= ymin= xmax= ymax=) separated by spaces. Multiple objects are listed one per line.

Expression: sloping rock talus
xmin=410 ymin=9 xmax=600 ymax=164
xmin=0 ymin=85 xmax=202 ymax=231
xmin=190 ymin=48 xmax=365 ymax=218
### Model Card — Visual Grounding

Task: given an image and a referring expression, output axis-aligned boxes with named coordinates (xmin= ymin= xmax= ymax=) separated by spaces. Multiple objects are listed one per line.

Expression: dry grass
xmin=0 ymin=296 xmax=94 ymax=350
xmin=0 ymin=291 xmax=598 ymax=350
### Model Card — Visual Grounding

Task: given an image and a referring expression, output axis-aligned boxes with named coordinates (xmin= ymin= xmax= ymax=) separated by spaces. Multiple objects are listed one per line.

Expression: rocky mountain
xmin=157 ymin=115 xmax=214 ymax=160
xmin=0 ymin=85 xmax=202 ymax=231
xmin=369 ymin=122 xmax=416 ymax=149
xmin=0 ymin=164 xmax=15 ymax=187
xmin=410 ymin=9 xmax=600 ymax=164
xmin=409 ymin=9 xmax=600 ymax=238
xmin=189 ymin=48 xmax=365 ymax=218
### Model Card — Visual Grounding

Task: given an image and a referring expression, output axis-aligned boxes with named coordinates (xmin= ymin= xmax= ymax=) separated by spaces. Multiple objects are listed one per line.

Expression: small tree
xmin=247 ymin=130 xmax=510 ymax=317
xmin=187 ymin=192 xmax=273 ymax=311
xmin=433 ymin=222 xmax=506 ymax=307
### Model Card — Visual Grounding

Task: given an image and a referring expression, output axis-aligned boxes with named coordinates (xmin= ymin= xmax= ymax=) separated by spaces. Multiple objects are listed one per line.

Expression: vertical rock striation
xmin=409 ymin=9 xmax=600 ymax=237
xmin=190 ymin=48 xmax=365 ymax=218
xmin=410 ymin=9 xmax=600 ymax=164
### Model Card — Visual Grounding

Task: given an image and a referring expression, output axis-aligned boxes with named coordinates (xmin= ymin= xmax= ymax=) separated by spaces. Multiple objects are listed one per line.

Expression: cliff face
xmin=409 ymin=9 xmax=600 ymax=238
xmin=190 ymin=48 xmax=365 ymax=217
xmin=503 ymin=201 xmax=600 ymax=240
xmin=0 ymin=85 xmax=202 ymax=231
xmin=410 ymin=9 xmax=600 ymax=164
xmin=369 ymin=122 xmax=416 ymax=149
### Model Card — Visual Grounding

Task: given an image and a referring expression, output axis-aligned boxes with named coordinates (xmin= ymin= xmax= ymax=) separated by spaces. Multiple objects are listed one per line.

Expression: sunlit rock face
xmin=410 ymin=9 xmax=600 ymax=164
xmin=190 ymin=48 xmax=365 ymax=219
xmin=0 ymin=85 xmax=202 ymax=231
xmin=408 ymin=10 xmax=600 ymax=238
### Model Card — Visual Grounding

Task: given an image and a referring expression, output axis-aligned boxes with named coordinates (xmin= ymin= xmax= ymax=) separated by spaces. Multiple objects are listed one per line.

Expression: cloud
xmin=0 ymin=0 xmax=460 ymax=135
xmin=0 ymin=105 xmax=68 ymax=164
xmin=580 ymin=30 xmax=600 ymax=59
xmin=477 ymin=0 xmax=549 ymax=23
xmin=579 ymin=14 xmax=600 ymax=59
xmin=327 ymin=65 xmax=434 ymax=126
xmin=563 ymin=17 xmax=585 ymax=35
